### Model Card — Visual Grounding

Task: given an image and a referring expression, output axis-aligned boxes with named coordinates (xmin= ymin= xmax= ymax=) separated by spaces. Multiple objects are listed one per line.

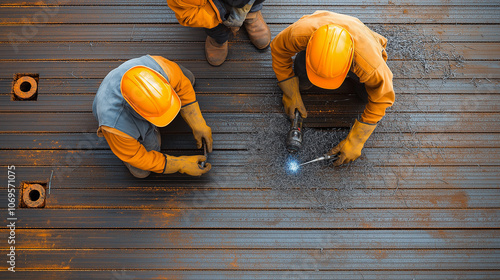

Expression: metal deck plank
xmin=2 ymin=271 xmax=500 ymax=280
xmin=1 ymin=112 xmax=498 ymax=132
xmin=2 ymin=78 xmax=497 ymax=95
xmin=1 ymin=42 xmax=498 ymax=60
xmin=2 ymin=148 xmax=500 ymax=166
xmin=1 ymin=6 xmax=499 ymax=24
xmin=2 ymin=188 xmax=498 ymax=209
xmin=6 ymin=229 xmax=499 ymax=249
xmin=2 ymin=93 xmax=500 ymax=113
xmin=1 ymin=132 xmax=498 ymax=150
xmin=4 ymin=165 xmax=498 ymax=189
xmin=0 ymin=249 xmax=498 ymax=270
xmin=2 ymin=24 xmax=499 ymax=42
xmin=12 ymin=209 xmax=500 ymax=228
xmin=1 ymin=61 xmax=497 ymax=79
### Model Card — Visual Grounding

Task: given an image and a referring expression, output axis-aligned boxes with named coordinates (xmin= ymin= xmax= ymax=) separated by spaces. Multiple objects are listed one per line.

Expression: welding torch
xmin=286 ymin=110 xmax=303 ymax=153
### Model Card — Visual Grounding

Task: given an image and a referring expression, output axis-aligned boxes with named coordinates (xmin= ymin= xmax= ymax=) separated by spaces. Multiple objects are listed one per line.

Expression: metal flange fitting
xmin=22 ymin=183 xmax=46 ymax=208
xmin=13 ymin=76 xmax=38 ymax=100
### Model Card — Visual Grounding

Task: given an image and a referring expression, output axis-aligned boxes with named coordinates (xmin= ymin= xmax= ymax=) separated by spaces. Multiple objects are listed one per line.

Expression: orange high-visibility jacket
xmin=167 ymin=0 xmax=222 ymax=29
xmin=271 ymin=10 xmax=395 ymax=124
xmin=101 ymin=56 xmax=196 ymax=173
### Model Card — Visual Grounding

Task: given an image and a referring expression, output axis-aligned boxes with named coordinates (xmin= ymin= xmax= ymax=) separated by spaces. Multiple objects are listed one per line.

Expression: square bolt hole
xmin=19 ymin=181 xmax=47 ymax=208
xmin=12 ymin=73 xmax=39 ymax=101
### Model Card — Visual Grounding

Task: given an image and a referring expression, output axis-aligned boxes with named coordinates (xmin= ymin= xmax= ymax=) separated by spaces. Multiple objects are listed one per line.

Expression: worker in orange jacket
xmin=92 ymin=55 xmax=213 ymax=178
xmin=167 ymin=0 xmax=271 ymax=66
xmin=271 ymin=11 xmax=395 ymax=166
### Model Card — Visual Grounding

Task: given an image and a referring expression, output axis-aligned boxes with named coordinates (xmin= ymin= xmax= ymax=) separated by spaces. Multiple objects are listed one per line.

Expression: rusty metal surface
xmin=1 ymin=6 xmax=499 ymax=24
xmin=2 ymin=271 xmax=500 ymax=280
xmin=0 ymin=0 xmax=499 ymax=278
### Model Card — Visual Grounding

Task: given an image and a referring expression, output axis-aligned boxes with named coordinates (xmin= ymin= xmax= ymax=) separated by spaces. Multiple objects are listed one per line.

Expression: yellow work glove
xmin=180 ymin=102 xmax=213 ymax=153
xmin=278 ymin=76 xmax=307 ymax=119
xmin=328 ymin=119 xmax=377 ymax=166
xmin=163 ymin=155 xmax=211 ymax=176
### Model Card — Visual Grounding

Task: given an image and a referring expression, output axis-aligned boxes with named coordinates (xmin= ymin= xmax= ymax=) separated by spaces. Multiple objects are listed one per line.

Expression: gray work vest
xmin=92 ymin=55 xmax=169 ymax=141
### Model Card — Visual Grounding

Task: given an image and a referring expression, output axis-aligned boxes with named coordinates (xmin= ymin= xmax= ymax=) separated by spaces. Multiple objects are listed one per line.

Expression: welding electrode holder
xmin=286 ymin=110 xmax=303 ymax=153
xmin=299 ymin=153 xmax=339 ymax=167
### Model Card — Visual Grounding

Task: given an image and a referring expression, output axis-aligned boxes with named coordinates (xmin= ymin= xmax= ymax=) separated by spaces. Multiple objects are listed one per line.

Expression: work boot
xmin=244 ymin=11 xmax=271 ymax=49
xmin=124 ymin=162 xmax=151 ymax=178
xmin=205 ymin=36 xmax=228 ymax=66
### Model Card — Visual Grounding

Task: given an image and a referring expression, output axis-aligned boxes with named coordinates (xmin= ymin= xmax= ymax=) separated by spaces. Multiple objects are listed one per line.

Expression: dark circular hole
xmin=29 ymin=190 xmax=40 ymax=201
xmin=20 ymin=81 xmax=32 ymax=92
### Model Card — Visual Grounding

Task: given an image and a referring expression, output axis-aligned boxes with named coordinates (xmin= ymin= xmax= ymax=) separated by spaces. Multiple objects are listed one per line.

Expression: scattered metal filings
xmin=248 ymin=113 xmax=375 ymax=213
xmin=22 ymin=183 xmax=46 ymax=208
xmin=369 ymin=25 xmax=465 ymax=87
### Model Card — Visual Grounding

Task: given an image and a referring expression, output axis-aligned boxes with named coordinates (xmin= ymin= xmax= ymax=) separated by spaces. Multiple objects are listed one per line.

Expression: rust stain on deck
xmin=428 ymin=191 xmax=469 ymax=208
xmin=371 ymin=250 xmax=388 ymax=260
xmin=229 ymin=254 xmax=239 ymax=268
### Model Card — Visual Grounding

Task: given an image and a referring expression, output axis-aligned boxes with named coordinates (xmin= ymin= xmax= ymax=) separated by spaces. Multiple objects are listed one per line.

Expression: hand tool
xmin=300 ymin=153 xmax=338 ymax=167
xmin=199 ymin=139 xmax=208 ymax=169
xmin=286 ymin=110 xmax=303 ymax=153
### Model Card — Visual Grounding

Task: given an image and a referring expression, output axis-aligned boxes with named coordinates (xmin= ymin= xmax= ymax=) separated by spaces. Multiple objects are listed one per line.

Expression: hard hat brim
xmin=146 ymin=91 xmax=181 ymax=127
xmin=305 ymin=62 xmax=348 ymax=90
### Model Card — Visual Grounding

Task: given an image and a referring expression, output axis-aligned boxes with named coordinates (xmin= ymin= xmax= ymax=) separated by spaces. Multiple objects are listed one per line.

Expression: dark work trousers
xmin=205 ymin=0 xmax=265 ymax=44
xmin=293 ymin=50 xmax=369 ymax=103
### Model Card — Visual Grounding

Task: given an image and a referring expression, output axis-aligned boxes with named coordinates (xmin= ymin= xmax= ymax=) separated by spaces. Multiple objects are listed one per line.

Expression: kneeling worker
xmin=167 ymin=0 xmax=271 ymax=66
xmin=271 ymin=11 xmax=395 ymax=166
xmin=93 ymin=55 xmax=213 ymax=178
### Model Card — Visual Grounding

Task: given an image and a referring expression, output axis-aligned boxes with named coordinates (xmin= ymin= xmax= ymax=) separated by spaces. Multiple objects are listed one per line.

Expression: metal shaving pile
xmin=371 ymin=24 xmax=466 ymax=151
xmin=248 ymin=113 xmax=376 ymax=212
xmin=370 ymin=24 xmax=465 ymax=86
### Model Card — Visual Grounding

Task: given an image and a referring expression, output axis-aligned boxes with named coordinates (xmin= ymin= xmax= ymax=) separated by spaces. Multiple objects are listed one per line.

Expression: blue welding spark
xmin=287 ymin=160 xmax=300 ymax=173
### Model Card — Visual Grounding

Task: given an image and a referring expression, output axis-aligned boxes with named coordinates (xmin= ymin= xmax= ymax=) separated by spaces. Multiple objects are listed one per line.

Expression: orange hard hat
xmin=121 ymin=66 xmax=181 ymax=127
xmin=306 ymin=24 xmax=354 ymax=90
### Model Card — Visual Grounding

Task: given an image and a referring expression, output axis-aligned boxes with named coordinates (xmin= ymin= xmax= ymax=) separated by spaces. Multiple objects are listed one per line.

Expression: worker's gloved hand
xmin=163 ymin=155 xmax=211 ymax=176
xmin=278 ymin=76 xmax=307 ymax=119
xmin=223 ymin=0 xmax=255 ymax=29
xmin=328 ymin=119 xmax=377 ymax=166
xmin=180 ymin=102 xmax=213 ymax=153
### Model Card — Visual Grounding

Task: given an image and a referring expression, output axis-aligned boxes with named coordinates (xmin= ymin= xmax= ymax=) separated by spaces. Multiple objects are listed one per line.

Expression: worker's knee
xmin=141 ymin=127 xmax=161 ymax=152
xmin=178 ymin=63 xmax=196 ymax=86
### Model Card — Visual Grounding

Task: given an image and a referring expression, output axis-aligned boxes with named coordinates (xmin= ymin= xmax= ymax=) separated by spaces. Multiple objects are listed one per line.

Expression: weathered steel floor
xmin=0 ymin=0 xmax=499 ymax=279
